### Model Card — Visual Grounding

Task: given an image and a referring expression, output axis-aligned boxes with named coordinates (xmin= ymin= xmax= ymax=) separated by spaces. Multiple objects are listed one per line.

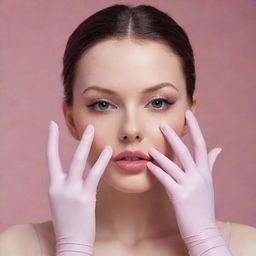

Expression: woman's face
xmin=63 ymin=39 xmax=197 ymax=193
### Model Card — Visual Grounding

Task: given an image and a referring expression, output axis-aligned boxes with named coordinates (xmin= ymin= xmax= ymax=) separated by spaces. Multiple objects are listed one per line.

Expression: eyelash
xmin=87 ymin=97 xmax=175 ymax=112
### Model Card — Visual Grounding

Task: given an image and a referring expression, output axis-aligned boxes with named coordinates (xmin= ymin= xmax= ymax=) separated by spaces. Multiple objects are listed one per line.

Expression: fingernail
xmin=159 ymin=123 xmax=169 ymax=132
xmin=148 ymin=147 xmax=157 ymax=154
xmin=186 ymin=109 xmax=192 ymax=118
xmin=50 ymin=120 xmax=56 ymax=129
xmin=217 ymin=148 xmax=222 ymax=155
xmin=147 ymin=161 xmax=153 ymax=168
xmin=104 ymin=145 xmax=113 ymax=154
xmin=87 ymin=124 xmax=94 ymax=133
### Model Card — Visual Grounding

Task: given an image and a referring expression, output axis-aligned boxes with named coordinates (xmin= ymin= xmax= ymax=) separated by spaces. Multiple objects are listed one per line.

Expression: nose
xmin=119 ymin=125 xmax=143 ymax=143
xmin=118 ymin=108 xmax=145 ymax=143
xmin=120 ymin=133 xmax=142 ymax=142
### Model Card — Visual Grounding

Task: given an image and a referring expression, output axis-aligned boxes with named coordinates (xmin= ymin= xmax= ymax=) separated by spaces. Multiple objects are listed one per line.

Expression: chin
xmin=101 ymin=165 xmax=160 ymax=193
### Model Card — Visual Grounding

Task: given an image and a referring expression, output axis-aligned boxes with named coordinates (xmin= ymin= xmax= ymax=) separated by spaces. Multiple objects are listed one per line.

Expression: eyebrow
xmin=81 ymin=82 xmax=178 ymax=95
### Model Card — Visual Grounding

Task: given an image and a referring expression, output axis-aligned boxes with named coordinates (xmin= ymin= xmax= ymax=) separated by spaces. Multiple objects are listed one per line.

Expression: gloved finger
xmin=148 ymin=147 xmax=185 ymax=183
xmin=208 ymin=148 xmax=222 ymax=174
xmin=147 ymin=161 xmax=180 ymax=192
xmin=159 ymin=123 xmax=197 ymax=173
xmin=185 ymin=110 xmax=209 ymax=172
xmin=67 ymin=124 xmax=94 ymax=184
xmin=84 ymin=146 xmax=112 ymax=194
xmin=47 ymin=121 xmax=64 ymax=185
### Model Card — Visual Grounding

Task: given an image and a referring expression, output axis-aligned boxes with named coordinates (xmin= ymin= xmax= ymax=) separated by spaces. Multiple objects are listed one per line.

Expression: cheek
xmin=87 ymin=130 xmax=112 ymax=167
xmin=169 ymin=111 xmax=186 ymax=135
xmin=155 ymin=117 xmax=185 ymax=159
xmin=71 ymin=113 xmax=110 ymax=166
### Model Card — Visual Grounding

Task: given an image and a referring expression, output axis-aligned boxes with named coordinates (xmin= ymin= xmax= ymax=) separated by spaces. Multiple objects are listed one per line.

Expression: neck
xmin=95 ymin=179 xmax=180 ymax=246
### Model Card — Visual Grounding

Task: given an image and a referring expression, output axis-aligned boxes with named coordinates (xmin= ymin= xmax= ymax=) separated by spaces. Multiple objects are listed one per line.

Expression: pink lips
xmin=114 ymin=160 xmax=149 ymax=172
xmin=113 ymin=150 xmax=153 ymax=172
xmin=113 ymin=150 xmax=153 ymax=161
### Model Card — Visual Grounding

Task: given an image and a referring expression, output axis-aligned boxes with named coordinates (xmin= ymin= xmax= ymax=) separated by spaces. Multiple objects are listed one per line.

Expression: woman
xmin=0 ymin=4 xmax=255 ymax=256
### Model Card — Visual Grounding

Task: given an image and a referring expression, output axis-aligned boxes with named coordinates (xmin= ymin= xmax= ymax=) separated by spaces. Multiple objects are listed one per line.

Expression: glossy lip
xmin=113 ymin=160 xmax=149 ymax=172
xmin=113 ymin=150 xmax=153 ymax=161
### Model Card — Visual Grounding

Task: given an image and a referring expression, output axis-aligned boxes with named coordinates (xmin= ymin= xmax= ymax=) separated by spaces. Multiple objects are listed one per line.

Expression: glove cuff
xmin=182 ymin=225 xmax=230 ymax=256
xmin=56 ymin=237 xmax=94 ymax=256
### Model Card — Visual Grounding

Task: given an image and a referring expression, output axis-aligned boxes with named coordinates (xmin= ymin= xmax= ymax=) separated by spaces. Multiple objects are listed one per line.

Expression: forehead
xmin=75 ymin=39 xmax=186 ymax=93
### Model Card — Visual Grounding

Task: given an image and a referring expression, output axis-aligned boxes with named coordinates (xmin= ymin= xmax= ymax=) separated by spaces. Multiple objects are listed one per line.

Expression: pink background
xmin=1 ymin=0 xmax=256 ymax=232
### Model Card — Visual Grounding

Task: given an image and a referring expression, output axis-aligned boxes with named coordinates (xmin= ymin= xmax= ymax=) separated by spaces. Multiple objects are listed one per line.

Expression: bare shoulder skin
xmin=0 ymin=223 xmax=41 ymax=255
xmin=227 ymin=222 xmax=256 ymax=255
xmin=1 ymin=220 xmax=255 ymax=256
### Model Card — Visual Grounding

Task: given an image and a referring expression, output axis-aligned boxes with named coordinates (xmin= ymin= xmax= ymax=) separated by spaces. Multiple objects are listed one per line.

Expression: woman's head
xmin=62 ymin=4 xmax=196 ymax=107
xmin=62 ymin=4 xmax=197 ymax=193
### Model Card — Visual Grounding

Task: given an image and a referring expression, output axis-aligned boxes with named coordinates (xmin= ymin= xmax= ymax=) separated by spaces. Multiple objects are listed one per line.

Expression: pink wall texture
xmin=1 ymin=0 xmax=256 ymax=232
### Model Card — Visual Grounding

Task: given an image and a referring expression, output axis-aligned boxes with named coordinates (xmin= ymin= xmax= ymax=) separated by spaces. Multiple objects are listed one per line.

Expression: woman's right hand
xmin=47 ymin=121 xmax=112 ymax=256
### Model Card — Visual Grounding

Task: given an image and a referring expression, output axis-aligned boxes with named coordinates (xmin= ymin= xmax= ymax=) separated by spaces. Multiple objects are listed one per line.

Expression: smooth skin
xmin=1 ymin=38 xmax=256 ymax=256
xmin=48 ymin=108 xmax=232 ymax=255
xmin=62 ymin=38 xmax=198 ymax=248
xmin=59 ymin=39 xmax=255 ymax=255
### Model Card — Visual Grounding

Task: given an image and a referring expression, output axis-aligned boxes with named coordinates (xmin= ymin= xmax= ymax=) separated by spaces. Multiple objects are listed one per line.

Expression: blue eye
xmin=87 ymin=98 xmax=174 ymax=112
xmin=87 ymin=100 xmax=113 ymax=111
xmin=148 ymin=98 xmax=174 ymax=110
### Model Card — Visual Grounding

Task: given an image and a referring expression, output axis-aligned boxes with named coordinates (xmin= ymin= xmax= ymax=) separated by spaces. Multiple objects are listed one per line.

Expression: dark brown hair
xmin=62 ymin=4 xmax=195 ymax=107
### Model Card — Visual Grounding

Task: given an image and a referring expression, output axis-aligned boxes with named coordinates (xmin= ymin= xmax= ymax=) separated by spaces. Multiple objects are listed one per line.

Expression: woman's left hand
xmin=147 ymin=109 xmax=222 ymax=239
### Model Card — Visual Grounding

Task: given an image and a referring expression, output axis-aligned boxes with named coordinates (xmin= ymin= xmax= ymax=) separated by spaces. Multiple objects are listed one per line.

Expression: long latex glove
xmin=47 ymin=121 xmax=112 ymax=256
xmin=147 ymin=110 xmax=233 ymax=256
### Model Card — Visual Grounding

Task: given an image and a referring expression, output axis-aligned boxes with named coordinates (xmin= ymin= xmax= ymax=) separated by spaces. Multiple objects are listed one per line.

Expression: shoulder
xmin=0 ymin=223 xmax=40 ymax=255
xmin=34 ymin=220 xmax=56 ymax=251
xmin=217 ymin=220 xmax=256 ymax=255
xmin=229 ymin=222 xmax=256 ymax=255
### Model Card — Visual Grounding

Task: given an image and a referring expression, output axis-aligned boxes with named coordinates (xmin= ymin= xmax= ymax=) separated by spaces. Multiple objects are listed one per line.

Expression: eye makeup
xmin=84 ymin=94 xmax=177 ymax=113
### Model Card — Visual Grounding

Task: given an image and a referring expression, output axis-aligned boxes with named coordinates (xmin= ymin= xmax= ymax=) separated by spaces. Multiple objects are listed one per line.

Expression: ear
xmin=62 ymin=102 xmax=80 ymax=140
xmin=181 ymin=94 xmax=198 ymax=136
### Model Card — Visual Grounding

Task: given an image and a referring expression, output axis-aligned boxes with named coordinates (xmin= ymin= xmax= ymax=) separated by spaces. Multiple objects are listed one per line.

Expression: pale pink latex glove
xmin=47 ymin=121 xmax=112 ymax=256
xmin=147 ymin=110 xmax=233 ymax=256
